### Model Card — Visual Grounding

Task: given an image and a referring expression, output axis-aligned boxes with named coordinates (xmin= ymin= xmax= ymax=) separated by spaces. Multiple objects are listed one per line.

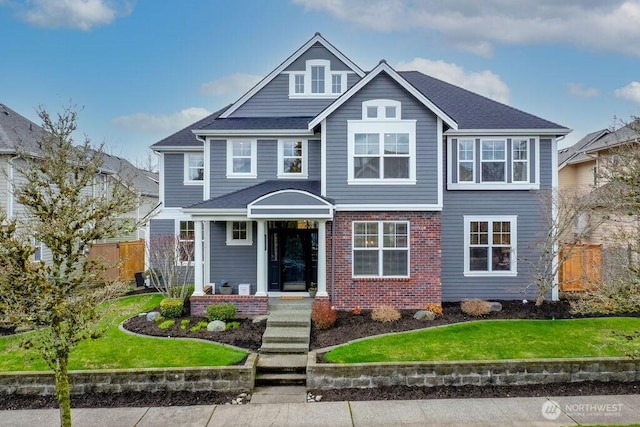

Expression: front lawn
xmin=0 ymin=294 xmax=247 ymax=371
xmin=323 ymin=318 xmax=640 ymax=363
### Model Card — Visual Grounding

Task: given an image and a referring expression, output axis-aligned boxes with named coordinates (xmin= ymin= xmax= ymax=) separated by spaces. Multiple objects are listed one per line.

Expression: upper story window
xmin=348 ymin=100 xmax=416 ymax=185
xmin=288 ymin=59 xmax=347 ymax=98
xmin=278 ymin=139 xmax=308 ymax=179
xmin=464 ymin=216 xmax=517 ymax=277
xmin=227 ymin=140 xmax=257 ymax=179
xmin=448 ymin=137 xmax=538 ymax=190
xmin=184 ymin=153 xmax=204 ymax=184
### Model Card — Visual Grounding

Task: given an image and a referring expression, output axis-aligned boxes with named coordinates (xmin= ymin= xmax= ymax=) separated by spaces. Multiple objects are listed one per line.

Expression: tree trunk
xmin=54 ymin=355 xmax=72 ymax=427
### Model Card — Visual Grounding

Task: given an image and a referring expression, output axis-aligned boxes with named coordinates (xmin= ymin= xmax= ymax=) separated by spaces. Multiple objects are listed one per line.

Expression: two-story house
xmin=0 ymin=102 xmax=159 ymax=269
xmin=150 ymin=33 xmax=570 ymax=316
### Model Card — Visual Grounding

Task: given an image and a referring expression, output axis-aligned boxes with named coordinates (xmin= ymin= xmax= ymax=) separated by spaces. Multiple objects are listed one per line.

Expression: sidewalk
xmin=3 ymin=394 xmax=640 ymax=426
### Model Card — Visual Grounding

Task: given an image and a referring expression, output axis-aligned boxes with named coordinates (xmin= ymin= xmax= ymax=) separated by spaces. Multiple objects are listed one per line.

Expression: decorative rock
xmin=489 ymin=302 xmax=503 ymax=312
xmin=315 ymin=394 xmax=322 ymax=402
xmin=138 ymin=312 xmax=147 ymax=318
xmin=146 ymin=311 xmax=161 ymax=321
xmin=423 ymin=311 xmax=436 ymax=321
xmin=252 ymin=315 xmax=269 ymax=323
xmin=207 ymin=320 xmax=226 ymax=332
xmin=413 ymin=310 xmax=427 ymax=320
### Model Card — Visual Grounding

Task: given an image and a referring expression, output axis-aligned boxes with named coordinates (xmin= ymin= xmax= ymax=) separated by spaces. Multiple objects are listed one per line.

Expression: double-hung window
xmin=178 ymin=220 xmax=195 ymax=264
xmin=457 ymin=139 xmax=474 ymax=182
xmin=353 ymin=221 xmax=409 ymax=277
xmin=227 ymin=140 xmax=257 ymax=178
xmin=464 ymin=216 xmax=517 ymax=276
xmin=278 ymin=139 xmax=307 ymax=178
xmin=481 ymin=139 xmax=506 ymax=182
xmin=311 ymin=65 xmax=325 ymax=94
xmin=288 ymin=59 xmax=347 ymax=98
xmin=512 ymin=138 xmax=528 ymax=182
xmin=184 ymin=153 xmax=204 ymax=184
xmin=348 ymin=100 xmax=416 ymax=184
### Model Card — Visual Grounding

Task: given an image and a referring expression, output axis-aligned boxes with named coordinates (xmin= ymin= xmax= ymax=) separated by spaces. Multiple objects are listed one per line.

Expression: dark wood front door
xmin=268 ymin=229 xmax=317 ymax=291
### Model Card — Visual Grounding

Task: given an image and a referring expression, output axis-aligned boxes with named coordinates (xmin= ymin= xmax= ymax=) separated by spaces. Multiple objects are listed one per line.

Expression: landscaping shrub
xmin=158 ymin=319 xmax=175 ymax=330
xmin=189 ymin=321 xmax=209 ymax=333
xmin=154 ymin=315 xmax=165 ymax=324
xmin=312 ymin=299 xmax=337 ymax=330
xmin=225 ymin=321 xmax=240 ymax=330
xmin=371 ymin=305 xmax=401 ymax=322
xmin=160 ymin=297 xmax=184 ymax=318
xmin=460 ymin=299 xmax=492 ymax=316
xmin=425 ymin=302 xmax=443 ymax=317
xmin=207 ymin=303 xmax=237 ymax=321
xmin=180 ymin=319 xmax=190 ymax=330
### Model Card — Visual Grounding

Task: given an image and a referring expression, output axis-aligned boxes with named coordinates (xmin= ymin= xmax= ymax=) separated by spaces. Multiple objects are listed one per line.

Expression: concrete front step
xmin=257 ymin=354 xmax=307 ymax=370
xmin=266 ymin=311 xmax=311 ymax=328
xmin=262 ymin=326 xmax=310 ymax=344
xmin=260 ymin=342 xmax=309 ymax=353
xmin=255 ymin=373 xmax=306 ymax=387
xmin=250 ymin=386 xmax=307 ymax=404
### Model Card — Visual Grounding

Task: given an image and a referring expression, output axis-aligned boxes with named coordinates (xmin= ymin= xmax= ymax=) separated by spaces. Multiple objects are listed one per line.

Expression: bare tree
xmin=146 ymin=234 xmax=194 ymax=298
xmin=0 ymin=105 xmax=139 ymax=427
xmin=135 ymin=150 xmax=159 ymax=173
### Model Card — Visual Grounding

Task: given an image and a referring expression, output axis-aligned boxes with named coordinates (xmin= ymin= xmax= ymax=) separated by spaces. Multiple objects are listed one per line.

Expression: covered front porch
xmin=185 ymin=181 xmax=333 ymax=315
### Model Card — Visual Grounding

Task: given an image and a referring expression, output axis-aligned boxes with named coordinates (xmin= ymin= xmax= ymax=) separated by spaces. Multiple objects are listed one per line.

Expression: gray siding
xmin=210 ymin=221 xmax=257 ymax=293
xmin=231 ymin=44 xmax=360 ymax=118
xmin=149 ymin=219 xmax=175 ymax=236
xmin=325 ymin=73 xmax=440 ymax=205
xmin=210 ymin=139 xmax=321 ymax=199
xmin=441 ymin=138 xmax=553 ymax=301
xmin=163 ymin=153 xmax=204 ymax=208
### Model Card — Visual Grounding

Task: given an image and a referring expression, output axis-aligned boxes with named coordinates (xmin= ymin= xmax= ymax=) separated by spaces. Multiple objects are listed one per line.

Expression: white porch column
xmin=317 ymin=220 xmax=328 ymax=297
xmin=255 ymin=220 xmax=267 ymax=296
xmin=193 ymin=220 xmax=204 ymax=296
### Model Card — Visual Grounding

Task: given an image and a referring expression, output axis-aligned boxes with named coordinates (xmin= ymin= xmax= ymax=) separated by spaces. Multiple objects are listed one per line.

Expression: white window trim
xmin=277 ymin=139 xmax=308 ymax=179
xmin=347 ymin=120 xmax=417 ymax=185
xmin=463 ymin=215 xmax=517 ymax=277
xmin=480 ymin=139 xmax=507 ymax=183
xmin=287 ymin=59 xmax=348 ymax=99
xmin=361 ymin=99 xmax=401 ymax=120
xmin=176 ymin=219 xmax=196 ymax=267
xmin=352 ymin=220 xmax=410 ymax=278
xmin=32 ymin=238 xmax=43 ymax=262
xmin=447 ymin=137 xmax=539 ymax=190
xmin=226 ymin=140 xmax=257 ymax=179
xmin=184 ymin=152 xmax=204 ymax=185
xmin=226 ymin=221 xmax=253 ymax=246
xmin=457 ymin=138 xmax=475 ymax=183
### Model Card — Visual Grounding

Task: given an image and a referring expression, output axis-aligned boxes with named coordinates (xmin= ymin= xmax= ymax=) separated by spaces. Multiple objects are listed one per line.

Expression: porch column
xmin=255 ymin=220 xmax=267 ymax=296
xmin=193 ymin=220 xmax=204 ymax=296
xmin=317 ymin=220 xmax=328 ymax=297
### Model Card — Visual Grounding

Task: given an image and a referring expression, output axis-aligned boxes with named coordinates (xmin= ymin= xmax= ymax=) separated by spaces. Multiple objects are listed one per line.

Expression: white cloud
xmin=396 ymin=58 xmax=510 ymax=104
xmin=111 ymin=107 xmax=211 ymax=134
xmin=615 ymin=81 xmax=640 ymax=104
xmin=567 ymin=83 xmax=599 ymax=98
xmin=16 ymin=0 xmax=133 ymax=30
xmin=293 ymin=0 xmax=640 ymax=57
xmin=199 ymin=73 xmax=262 ymax=97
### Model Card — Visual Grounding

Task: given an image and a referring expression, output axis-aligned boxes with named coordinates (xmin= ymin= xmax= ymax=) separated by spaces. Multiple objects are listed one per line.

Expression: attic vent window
xmin=288 ymin=59 xmax=347 ymax=99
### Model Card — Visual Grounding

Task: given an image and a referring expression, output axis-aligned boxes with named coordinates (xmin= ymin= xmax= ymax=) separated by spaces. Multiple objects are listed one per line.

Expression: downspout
xmin=7 ymin=155 xmax=20 ymax=218
xmin=330 ymin=219 xmax=335 ymax=304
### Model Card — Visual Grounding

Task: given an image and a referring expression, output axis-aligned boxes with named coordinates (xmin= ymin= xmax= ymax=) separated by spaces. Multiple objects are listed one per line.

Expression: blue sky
xmin=1 ymin=0 xmax=640 ymax=166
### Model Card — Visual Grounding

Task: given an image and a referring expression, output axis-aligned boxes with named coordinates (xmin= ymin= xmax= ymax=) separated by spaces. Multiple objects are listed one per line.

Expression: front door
xmin=268 ymin=228 xmax=317 ymax=291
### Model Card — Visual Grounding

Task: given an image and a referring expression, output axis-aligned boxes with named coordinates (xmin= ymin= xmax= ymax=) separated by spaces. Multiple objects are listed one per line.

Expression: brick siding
xmin=190 ymin=295 xmax=268 ymax=317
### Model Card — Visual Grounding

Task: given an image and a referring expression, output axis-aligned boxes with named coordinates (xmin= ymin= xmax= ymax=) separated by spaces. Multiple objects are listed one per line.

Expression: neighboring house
xmin=150 ymin=33 xmax=570 ymax=315
xmin=0 ymin=102 xmax=159 ymax=263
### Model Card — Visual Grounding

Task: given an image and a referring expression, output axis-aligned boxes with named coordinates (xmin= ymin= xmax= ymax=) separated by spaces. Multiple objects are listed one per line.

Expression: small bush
xmin=371 ymin=305 xmax=401 ymax=322
xmin=158 ymin=319 xmax=175 ymax=330
xmin=311 ymin=299 xmax=337 ymax=330
xmin=225 ymin=321 xmax=240 ymax=330
xmin=180 ymin=319 xmax=190 ymax=330
xmin=425 ymin=302 xmax=443 ymax=317
xmin=207 ymin=303 xmax=237 ymax=321
xmin=160 ymin=297 xmax=185 ymax=318
xmin=351 ymin=306 xmax=362 ymax=315
xmin=460 ymin=299 xmax=492 ymax=316
xmin=154 ymin=315 xmax=165 ymax=324
xmin=189 ymin=321 xmax=209 ymax=333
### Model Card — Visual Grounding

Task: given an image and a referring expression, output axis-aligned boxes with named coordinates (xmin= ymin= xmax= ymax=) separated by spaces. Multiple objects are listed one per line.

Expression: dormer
xmin=286 ymin=59 xmax=348 ymax=99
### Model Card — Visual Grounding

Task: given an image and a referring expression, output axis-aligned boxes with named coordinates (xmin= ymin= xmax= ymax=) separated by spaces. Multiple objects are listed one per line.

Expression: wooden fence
xmin=559 ymin=244 xmax=602 ymax=291
xmin=88 ymin=239 xmax=145 ymax=282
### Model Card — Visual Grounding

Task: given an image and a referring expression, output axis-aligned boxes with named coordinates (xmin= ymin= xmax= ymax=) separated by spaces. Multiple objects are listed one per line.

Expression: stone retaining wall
xmin=190 ymin=295 xmax=268 ymax=317
xmin=0 ymin=354 xmax=257 ymax=396
xmin=307 ymin=353 xmax=639 ymax=389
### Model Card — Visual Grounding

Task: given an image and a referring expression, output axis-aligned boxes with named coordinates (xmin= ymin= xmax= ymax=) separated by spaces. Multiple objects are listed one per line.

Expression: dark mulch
xmin=123 ymin=314 xmax=266 ymax=352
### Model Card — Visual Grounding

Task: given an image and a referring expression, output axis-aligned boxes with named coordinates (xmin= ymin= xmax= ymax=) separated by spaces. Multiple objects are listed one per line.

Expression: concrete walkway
xmin=4 ymin=395 xmax=640 ymax=426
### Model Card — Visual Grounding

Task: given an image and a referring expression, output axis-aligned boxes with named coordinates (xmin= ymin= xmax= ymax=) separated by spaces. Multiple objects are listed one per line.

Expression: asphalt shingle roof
xmin=399 ymin=71 xmax=568 ymax=131
xmin=0 ymin=103 xmax=45 ymax=154
xmin=560 ymin=120 xmax=640 ymax=167
xmin=186 ymin=180 xmax=324 ymax=210
xmin=197 ymin=116 xmax=314 ymax=131
xmin=150 ymin=105 xmax=230 ymax=149
xmin=558 ymin=129 xmax=608 ymax=166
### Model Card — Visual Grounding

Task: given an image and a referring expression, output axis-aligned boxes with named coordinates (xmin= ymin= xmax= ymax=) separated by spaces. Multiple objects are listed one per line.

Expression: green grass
xmin=323 ymin=318 xmax=640 ymax=363
xmin=0 ymin=294 xmax=247 ymax=371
